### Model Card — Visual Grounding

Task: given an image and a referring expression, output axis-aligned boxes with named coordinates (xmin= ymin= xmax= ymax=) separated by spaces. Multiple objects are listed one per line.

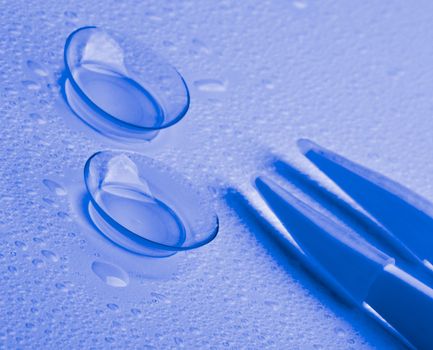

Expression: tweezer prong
xmin=272 ymin=159 xmax=421 ymax=266
xmin=254 ymin=176 xmax=393 ymax=306
xmin=298 ymin=138 xmax=433 ymax=271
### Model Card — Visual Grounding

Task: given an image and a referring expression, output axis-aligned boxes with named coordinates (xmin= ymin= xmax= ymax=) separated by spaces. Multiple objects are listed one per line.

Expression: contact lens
xmin=64 ymin=26 xmax=190 ymax=141
xmin=84 ymin=151 xmax=218 ymax=257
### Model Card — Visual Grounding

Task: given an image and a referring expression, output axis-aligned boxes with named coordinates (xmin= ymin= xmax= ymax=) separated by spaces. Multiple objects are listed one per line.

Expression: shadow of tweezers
xmin=224 ymin=187 xmax=354 ymax=306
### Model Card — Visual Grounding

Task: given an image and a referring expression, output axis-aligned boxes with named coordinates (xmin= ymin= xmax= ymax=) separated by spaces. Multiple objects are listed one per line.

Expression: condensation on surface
xmin=2 ymin=0 xmax=433 ymax=349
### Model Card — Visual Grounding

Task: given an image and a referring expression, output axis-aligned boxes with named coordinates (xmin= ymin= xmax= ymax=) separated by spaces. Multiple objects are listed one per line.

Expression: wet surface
xmin=2 ymin=1 xmax=432 ymax=349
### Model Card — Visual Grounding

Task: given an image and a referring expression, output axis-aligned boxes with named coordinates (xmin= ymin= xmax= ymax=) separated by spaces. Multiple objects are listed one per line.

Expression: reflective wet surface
xmin=2 ymin=1 xmax=428 ymax=349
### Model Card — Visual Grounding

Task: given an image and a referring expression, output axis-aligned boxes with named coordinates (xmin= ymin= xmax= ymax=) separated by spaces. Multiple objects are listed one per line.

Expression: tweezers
xmin=255 ymin=139 xmax=433 ymax=350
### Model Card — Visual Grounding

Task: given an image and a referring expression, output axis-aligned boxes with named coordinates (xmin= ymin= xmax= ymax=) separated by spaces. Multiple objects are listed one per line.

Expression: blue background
xmin=1 ymin=1 xmax=431 ymax=348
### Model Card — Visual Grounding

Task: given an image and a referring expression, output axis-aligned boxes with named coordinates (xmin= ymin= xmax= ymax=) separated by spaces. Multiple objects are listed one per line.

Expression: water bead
xmin=26 ymin=60 xmax=48 ymax=77
xmin=42 ymin=179 xmax=67 ymax=196
xmin=193 ymin=78 xmax=226 ymax=93
xmin=63 ymin=26 xmax=190 ymax=141
xmin=91 ymin=260 xmax=129 ymax=288
xmin=41 ymin=249 xmax=59 ymax=262
xmin=84 ymin=151 xmax=218 ymax=257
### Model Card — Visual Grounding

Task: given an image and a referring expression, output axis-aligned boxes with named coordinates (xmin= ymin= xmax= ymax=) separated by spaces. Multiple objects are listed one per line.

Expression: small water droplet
xmin=334 ymin=327 xmax=346 ymax=337
xmin=130 ymin=308 xmax=141 ymax=316
xmin=25 ymin=323 xmax=35 ymax=329
xmin=7 ymin=265 xmax=17 ymax=274
xmin=29 ymin=112 xmax=47 ymax=125
xmin=105 ymin=336 xmax=115 ymax=343
xmin=42 ymin=179 xmax=67 ymax=196
xmin=42 ymin=197 xmax=56 ymax=206
xmin=26 ymin=60 xmax=48 ymax=77
xmin=190 ymin=38 xmax=211 ymax=56
xmin=146 ymin=12 xmax=162 ymax=22
xmin=162 ymin=40 xmax=176 ymax=50
xmin=55 ymin=282 xmax=68 ymax=292
xmin=174 ymin=337 xmax=184 ymax=346
xmin=21 ymin=80 xmax=40 ymax=90
xmin=32 ymin=259 xmax=45 ymax=268
xmin=41 ymin=250 xmax=58 ymax=262
xmin=14 ymin=241 xmax=27 ymax=250
xmin=57 ymin=211 xmax=70 ymax=220
xmin=64 ymin=11 xmax=78 ymax=20
xmin=194 ymin=79 xmax=226 ymax=92
xmin=91 ymin=261 xmax=129 ymax=288
xmin=293 ymin=0 xmax=308 ymax=9
xmin=107 ymin=303 xmax=119 ymax=311
xmin=261 ymin=79 xmax=275 ymax=90
xmin=33 ymin=237 xmax=44 ymax=244
xmin=150 ymin=292 xmax=170 ymax=303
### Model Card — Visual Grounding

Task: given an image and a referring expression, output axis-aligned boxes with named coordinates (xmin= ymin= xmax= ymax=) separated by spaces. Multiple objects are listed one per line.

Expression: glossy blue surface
xmin=2 ymin=1 xmax=433 ymax=349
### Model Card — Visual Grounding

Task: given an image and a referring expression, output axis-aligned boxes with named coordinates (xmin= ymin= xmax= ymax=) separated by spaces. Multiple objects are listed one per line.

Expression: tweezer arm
xmin=365 ymin=264 xmax=433 ymax=350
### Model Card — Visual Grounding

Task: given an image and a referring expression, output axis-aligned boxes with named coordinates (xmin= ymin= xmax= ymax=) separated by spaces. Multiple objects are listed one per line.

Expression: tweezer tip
xmin=254 ymin=176 xmax=267 ymax=191
xmin=297 ymin=138 xmax=318 ymax=155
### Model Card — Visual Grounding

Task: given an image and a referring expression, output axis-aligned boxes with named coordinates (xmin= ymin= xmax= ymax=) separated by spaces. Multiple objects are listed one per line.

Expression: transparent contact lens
xmin=64 ymin=26 xmax=190 ymax=141
xmin=84 ymin=151 xmax=218 ymax=257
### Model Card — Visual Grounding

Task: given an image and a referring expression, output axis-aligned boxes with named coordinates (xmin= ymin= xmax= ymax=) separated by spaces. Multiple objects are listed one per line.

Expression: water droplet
xmin=105 ymin=336 xmax=115 ymax=343
xmin=64 ymin=11 xmax=78 ymax=20
xmin=106 ymin=303 xmax=119 ymax=311
xmin=42 ymin=179 xmax=67 ymax=196
xmin=150 ymin=292 xmax=169 ymax=303
xmin=14 ymin=241 xmax=27 ymax=250
xmin=21 ymin=80 xmax=40 ymax=90
xmin=162 ymin=40 xmax=176 ymax=50
xmin=190 ymin=38 xmax=211 ymax=56
xmin=63 ymin=26 xmax=189 ymax=140
xmin=7 ymin=265 xmax=17 ymax=274
xmin=43 ymin=197 xmax=56 ymax=206
xmin=55 ymin=282 xmax=68 ymax=292
xmin=57 ymin=211 xmax=70 ymax=220
xmin=26 ymin=60 xmax=48 ymax=77
xmin=193 ymin=79 xmax=226 ymax=92
xmin=334 ymin=327 xmax=346 ymax=337
xmin=91 ymin=261 xmax=129 ymax=288
xmin=293 ymin=1 xmax=308 ymax=9
xmin=41 ymin=250 xmax=59 ymax=262
xmin=146 ymin=12 xmax=162 ymax=22
xmin=130 ymin=308 xmax=141 ymax=316
xmin=174 ymin=337 xmax=184 ymax=346
xmin=261 ymin=79 xmax=275 ymax=90
xmin=32 ymin=237 xmax=44 ymax=244
xmin=29 ymin=112 xmax=47 ymax=125
xmin=32 ymin=259 xmax=45 ymax=268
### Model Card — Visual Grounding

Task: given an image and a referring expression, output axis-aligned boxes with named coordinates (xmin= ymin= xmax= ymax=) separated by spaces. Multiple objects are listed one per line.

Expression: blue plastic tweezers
xmin=255 ymin=139 xmax=433 ymax=350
